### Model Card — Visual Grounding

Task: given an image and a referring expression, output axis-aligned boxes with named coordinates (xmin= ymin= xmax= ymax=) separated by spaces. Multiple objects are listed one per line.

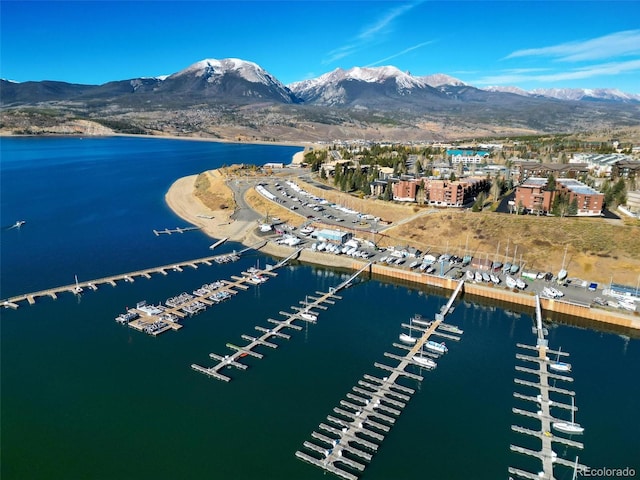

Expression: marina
xmin=191 ymin=263 xmax=372 ymax=381
xmin=116 ymin=248 xmax=303 ymax=336
xmin=295 ymin=280 xmax=465 ymax=480
xmin=509 ymin=295 xmax=587 ymax=480
xmin=0 ymin=241 xmax=266 ymax=309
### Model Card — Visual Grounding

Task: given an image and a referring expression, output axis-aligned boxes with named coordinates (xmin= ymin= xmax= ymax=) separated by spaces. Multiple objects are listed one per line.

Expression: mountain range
xmin=2 ymin=58 xmax=640 ymax=140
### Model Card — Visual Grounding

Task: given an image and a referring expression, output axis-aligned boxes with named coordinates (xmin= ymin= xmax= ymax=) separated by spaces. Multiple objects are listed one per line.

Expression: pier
xmin=509 ymin=295 xmax=587 ymax=480
xmin=191 ymin=262 xmax=372 ymax=382
xmin=295 ymin=280 xmax=464 ymax=480
xmin=1 ymin=241 xmax=267 ymax=309
xmin=118 ymin=248 xmax=301 ymax=336
xmin=153 ymin=226 xmax=201 ymax=235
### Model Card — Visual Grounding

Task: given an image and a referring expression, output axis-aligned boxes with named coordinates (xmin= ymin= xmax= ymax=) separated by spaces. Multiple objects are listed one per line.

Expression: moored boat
xmin=412 ymin=354 xmax=437 ymax=369
xmin=424 ymin=340 xmax=448 ymax=354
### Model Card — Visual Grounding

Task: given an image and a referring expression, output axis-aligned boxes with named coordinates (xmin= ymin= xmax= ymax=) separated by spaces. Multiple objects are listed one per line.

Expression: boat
xmin=549 ymin=346 xmax=572 ymax=373
xmin=505 ymin=276 xmax=517 ymax=288
xmin=399 ymin=333 xmax=417 ymax=344
xmin=482 ymin=272 xmax=491 ymax=282
xmin=509 ymin=264 xmax=519 ymax=274
xmin=73 ymin=274 xmax=83 ymax=295
xmin=11 ymin=220 xmax=26 ymax=229
xmin=412 ymin=353 xmax=437 ymax=369
xmin=557 ymin=244 xmax=569 ymax=283
xmin=552 ymin=396 xmax=584 ymax=435
xmin=300 ymin=311 xmax=317 ymax=321
xmin=474 ymin=271 xmax=482 ymax=282
xmin=465 ymin=270 xmax=474 ymax=281
xmin=490 ymin=274 xmax=500 ymax=284
xmin=399 ymin=316 xmax=417 ymax=345
xmin=424 ymin=340 xmax=448 ymax=354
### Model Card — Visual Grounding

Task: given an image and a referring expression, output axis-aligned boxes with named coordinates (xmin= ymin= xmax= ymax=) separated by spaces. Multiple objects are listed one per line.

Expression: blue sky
xmin=2 ymin=0 xmax=639 ymax=93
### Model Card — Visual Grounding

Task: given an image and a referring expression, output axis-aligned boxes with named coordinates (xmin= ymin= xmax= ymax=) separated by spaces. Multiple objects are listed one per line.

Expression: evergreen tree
xmin=546 ymin=174 xmax=556 ymax=191
xmin=568 ymin=197 xmax=578 ymax=216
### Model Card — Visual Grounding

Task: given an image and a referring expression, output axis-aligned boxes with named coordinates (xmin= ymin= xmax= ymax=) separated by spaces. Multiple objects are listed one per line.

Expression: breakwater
xmin=257 ymin=240 xmax=640 ymax=332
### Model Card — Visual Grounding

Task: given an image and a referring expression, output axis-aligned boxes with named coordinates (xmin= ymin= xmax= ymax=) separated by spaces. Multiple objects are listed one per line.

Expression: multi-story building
xmin=612 ymin=160 xmax=640 ymax=180
xmin=515 ymin=161 xmax=589 ymax=183
xmin=514 ymin=177 xmax=604 ymax=216
xmin=447 ymin=149 xmax=490 ymax=164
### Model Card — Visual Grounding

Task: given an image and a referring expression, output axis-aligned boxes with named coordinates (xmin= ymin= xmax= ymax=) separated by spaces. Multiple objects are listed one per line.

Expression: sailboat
xmin=552 ymin=396 xmax=584 ymax=435
xmin=557 ymin=244 xmax=569 ymax=283
xmin=412 ymin=350 xmax=436 ymax=369
xmin=73 ymin=275 xmax=83 ymax=295
xmin=549 ymin=346 xmax=572 ymax=373
xmin=399 ymin=316 xmax=417 ymax=345
xmin=299 ymin=296 xmax=317 ymax=322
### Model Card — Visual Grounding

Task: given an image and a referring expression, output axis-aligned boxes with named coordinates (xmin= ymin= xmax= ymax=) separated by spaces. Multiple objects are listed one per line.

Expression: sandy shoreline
xmin=165 ymin=173 xmax=255 ymax=243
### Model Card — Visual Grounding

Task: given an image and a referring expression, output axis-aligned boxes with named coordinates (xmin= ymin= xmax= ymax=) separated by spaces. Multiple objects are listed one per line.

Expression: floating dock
xmin=509 ymin=295 xmax=587 ymax=480
xmin=153 ymin=226 xmax=201 ymax=235
xmin=1 ymin=241 xmax=267 ymax=309
xmin=295 ymin=280 xmax=464 ymax=480
xmin=192 ymin=263 xmax=371 ymax=381
xmin=115 ymin=248 xmax=303 ymax=336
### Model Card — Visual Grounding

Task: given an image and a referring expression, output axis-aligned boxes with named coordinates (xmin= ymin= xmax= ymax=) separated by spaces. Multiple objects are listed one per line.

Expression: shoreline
xmin=0 ymin=131 xmax=312 ymax=150
xmin=165 ymin=169 xmax=640 ymax=332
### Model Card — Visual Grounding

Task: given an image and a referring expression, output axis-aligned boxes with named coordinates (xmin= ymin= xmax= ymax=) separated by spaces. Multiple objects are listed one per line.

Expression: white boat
xmin=73 ymin=274 xmax=83 ymax=295
xmin=552 ymin=397 xmax=584 ymax=435
xmin=548 ymin=347 xmax=572 ymax=373
xmin=490 ymin=274 xmax=500 ymax=284
xmin=505 ymin=276 xmax=517 ymax=288
xmin=482 ymin=272 xmax=491 ymax=282
xmin=466 ymin=270 xmax=474 ymax=281
xmin=300 ymin=311 xmax=317 ymax=321
xmin=424 ymin=340 xmax=448 ymax=354
xmin=516 ymin=278 xmax=526 ymax=289
xmin=399 ymin=317 xmax=417 ymax=345
xmin=474 ymin=271 xmax=483 ymax=282
xmin=399 ymin=333 xmax=417 ymax=345
xmin=412 ymin=354 xmax=437 ymax=369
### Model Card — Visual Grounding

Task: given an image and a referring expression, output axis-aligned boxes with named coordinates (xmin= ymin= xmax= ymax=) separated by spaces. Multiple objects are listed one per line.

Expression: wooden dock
xmin=192 ymin=262 xmax=372 ymax=381
xmin=295 ymin=280 xmax=465 ymax=480
xmin=509 ymin=295 xmax=587 ymax=480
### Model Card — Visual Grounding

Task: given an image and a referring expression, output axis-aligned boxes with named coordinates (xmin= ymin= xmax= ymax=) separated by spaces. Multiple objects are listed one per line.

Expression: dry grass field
xmin=383 ymin=209 xmax=640 ymax=286
xmin=193 ymin=169 xmax=235 ymax=211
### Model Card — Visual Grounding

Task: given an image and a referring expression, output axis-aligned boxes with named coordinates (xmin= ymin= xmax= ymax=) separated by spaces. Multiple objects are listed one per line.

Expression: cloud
xmin=366 ymin=41 xmax=434 ymax=67
xmin=505 ymin=29 xmax=640 ymax=62
xmin=323 ymin=0 xmax=424 ymax=65
xmin=473 ymin=59 xmax=640 ymax=87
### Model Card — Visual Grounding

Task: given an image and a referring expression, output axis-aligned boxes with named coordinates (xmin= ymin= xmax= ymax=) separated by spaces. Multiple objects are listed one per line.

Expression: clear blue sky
xmin=2 ymin=1 xmax=639 ymax=93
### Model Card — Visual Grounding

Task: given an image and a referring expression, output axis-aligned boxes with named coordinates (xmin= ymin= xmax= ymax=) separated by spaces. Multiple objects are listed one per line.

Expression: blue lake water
xmin=1 ymin=136 xmax=638 ymax=480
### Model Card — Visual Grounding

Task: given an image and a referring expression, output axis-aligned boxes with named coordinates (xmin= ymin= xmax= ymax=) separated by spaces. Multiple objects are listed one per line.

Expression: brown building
xmin=515 ymin=177 xmax=604 ymax=216
xmin=612 ymin=160 xmax=640 ymax=179
xmin=515 ymin=162 xmax=589 ymax=183
xmin=392 ymin=180 xmax=418 ymax=202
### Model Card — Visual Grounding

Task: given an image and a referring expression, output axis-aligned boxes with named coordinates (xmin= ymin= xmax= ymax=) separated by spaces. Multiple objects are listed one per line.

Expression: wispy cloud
xmin=473 ymin=59 xmax=640 ymax=87
xmin=323 ymin=0 xmax=424 ymax=65
xmin=505 ymin=29 xmax=640 ymax=62
xmin=366 ymin=41 xmax=434 ymax=67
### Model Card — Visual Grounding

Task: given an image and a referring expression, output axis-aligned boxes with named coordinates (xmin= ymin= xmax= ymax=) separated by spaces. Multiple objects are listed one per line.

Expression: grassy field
xmin=193 ymin=170 xmax=235 ymax=211
xmin=383 ymin=209 xmax=640 ymax=285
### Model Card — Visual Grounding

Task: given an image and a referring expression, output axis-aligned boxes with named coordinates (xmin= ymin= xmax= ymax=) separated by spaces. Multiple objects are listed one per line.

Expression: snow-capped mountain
xmin=160 ymin=58 xmax=298 ymax=103
xmin=484 ymin=86 xmax=640 ymax=103
xmin=420 ymin=74 xmax=466 ymax=88
xmin=483 ymin=85 xmax=532 ymax=97
xmin=2 ymin=57 xmax=639 ymax=119
xmin=288 ymin=66 xmax=449 ymax=107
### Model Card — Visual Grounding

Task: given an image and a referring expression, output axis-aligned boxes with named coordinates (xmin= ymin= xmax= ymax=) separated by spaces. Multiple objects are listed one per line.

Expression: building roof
xmin=556 ymin=178 xmax=601 ymax=196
